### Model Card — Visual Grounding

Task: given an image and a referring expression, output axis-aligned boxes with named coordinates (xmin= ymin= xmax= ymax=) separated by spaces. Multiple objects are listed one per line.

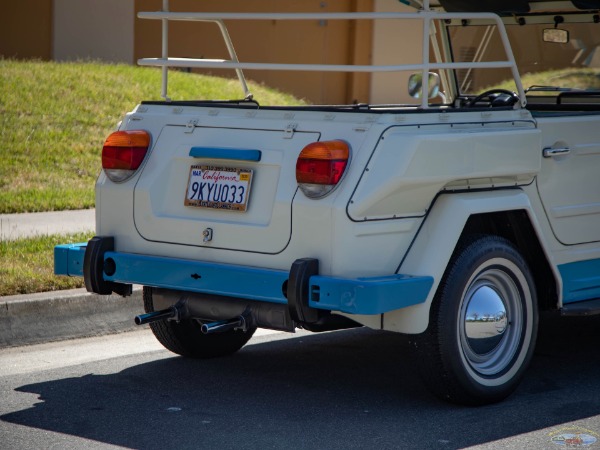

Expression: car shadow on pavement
xmin=2 ymin=314 xmax=600 ymax=449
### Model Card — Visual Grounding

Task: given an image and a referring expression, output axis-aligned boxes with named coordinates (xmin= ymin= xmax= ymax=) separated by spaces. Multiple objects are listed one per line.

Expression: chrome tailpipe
xmin=200 ymin=309 xmax=252 ymax=334
xmin=135 ymin=299 xmax=253 ymax=334
xmin=134 ymin=299 xmax=188 ymax=325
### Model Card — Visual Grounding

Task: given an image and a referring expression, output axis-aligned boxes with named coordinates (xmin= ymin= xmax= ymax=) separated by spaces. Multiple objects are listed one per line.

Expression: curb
xmin=0 ymin=287 xmax=143 ymax=348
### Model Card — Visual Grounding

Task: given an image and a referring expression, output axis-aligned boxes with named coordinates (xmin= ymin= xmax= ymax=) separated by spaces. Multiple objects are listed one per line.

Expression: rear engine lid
xmin=134 ymin=125 xmax=319 ymax=253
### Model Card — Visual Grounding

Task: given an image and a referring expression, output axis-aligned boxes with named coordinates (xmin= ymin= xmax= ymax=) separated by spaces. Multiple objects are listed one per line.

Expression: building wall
xmin=370 ymin=0 xmax=422 ymax=104
xmin=1 ymin=0 xmax=421 ymax=105
xmin=0 ymin=0 xmax=53 ymax=60
xmin=53 ymin=0 xmax=134 ymax=63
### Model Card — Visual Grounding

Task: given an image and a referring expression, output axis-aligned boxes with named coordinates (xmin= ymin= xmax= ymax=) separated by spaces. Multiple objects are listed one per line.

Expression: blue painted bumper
xmin=54 ymin=243 xmax=88 ymax=277
xmin=54 ymin=242 xmax=433 ymax=315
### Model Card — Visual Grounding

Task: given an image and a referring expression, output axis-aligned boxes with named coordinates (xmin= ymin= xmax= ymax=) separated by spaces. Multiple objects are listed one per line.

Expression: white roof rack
xmin=138 ymin=0 xmax=526 ymax=108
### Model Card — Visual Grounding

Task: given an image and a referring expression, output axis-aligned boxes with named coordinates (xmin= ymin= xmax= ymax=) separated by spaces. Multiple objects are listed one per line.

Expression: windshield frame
xmin=440 ymin=11 xmax=600 ymax=101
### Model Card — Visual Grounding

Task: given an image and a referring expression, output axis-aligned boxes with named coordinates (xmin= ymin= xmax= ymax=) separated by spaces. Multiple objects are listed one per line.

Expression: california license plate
xmin=184 ymin=165 xmax=253 ymax=211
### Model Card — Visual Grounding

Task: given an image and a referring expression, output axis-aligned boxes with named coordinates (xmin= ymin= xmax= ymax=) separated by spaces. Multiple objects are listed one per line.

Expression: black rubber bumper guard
xmin=83 ymin=236 xmax=132 ymax=297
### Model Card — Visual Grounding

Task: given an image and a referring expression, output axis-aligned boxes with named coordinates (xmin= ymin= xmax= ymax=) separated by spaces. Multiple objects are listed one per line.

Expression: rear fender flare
xmin=383 ymin=189 xmax=558 ymax=334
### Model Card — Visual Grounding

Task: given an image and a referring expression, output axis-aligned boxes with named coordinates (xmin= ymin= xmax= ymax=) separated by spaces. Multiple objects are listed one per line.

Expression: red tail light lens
xmin=296 ymin=140 xmax=350 ymax=198
xmin=102 ymin=130 xmax=150 ymax=182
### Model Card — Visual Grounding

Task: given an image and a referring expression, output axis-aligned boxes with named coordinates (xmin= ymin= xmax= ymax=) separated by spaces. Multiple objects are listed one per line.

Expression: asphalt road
xmin=1 ymin=313 xmax=600 ymax=450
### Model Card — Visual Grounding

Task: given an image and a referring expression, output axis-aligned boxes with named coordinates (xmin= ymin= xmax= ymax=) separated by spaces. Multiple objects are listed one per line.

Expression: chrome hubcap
xmin=464 ymin=285 xmax=508 ymax=355
xmin=459 ymin=267 xmax=523 ymax=377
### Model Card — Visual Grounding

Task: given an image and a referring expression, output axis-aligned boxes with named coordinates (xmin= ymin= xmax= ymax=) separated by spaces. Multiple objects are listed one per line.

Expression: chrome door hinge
xmin=185 ymin=119 xmax=199 ymax=134
xmin=284 ymin=123 xmax=297 ymax=139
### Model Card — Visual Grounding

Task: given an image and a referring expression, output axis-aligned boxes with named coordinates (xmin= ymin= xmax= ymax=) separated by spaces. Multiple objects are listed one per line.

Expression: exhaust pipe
xmin=135 ymin=308 xmax=177 ymax=325
xmin=201 ymin=309 xmax=252 ymax=334
xmin=201 ymin=317 xmax=244 ymax=334
xmin=135 ymin=299 xmax=187 ymax=325
xmin=135 ymin=300 xmax=253 ymax=334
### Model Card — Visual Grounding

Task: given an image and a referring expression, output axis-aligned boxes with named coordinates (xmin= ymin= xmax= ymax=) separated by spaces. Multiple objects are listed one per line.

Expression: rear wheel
xmin=416 ymin=235 xmax=538 ymax=405
xmin=143 ymin=287 xmax=256 ymax=358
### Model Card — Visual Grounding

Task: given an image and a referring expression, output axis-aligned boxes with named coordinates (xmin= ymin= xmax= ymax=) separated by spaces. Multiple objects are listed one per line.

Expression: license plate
xmin=184 ymin=165 xmax=253 ymax=211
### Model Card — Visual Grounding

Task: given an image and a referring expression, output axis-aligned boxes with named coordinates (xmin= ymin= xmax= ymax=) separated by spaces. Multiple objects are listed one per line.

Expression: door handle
xmin=543 ymin=147 xmax=570 ymax=158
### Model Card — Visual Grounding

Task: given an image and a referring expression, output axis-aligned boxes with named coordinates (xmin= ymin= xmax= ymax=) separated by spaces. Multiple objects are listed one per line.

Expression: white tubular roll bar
xmin=138 ymin=0 xmax=526 ymax=108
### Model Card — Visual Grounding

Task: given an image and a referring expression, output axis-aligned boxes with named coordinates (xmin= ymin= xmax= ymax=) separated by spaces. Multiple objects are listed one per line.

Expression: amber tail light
xmin=102 ymin=130 xmax=151 ymax=183
xmin=296 ymin=140 xmax=350 ymax=198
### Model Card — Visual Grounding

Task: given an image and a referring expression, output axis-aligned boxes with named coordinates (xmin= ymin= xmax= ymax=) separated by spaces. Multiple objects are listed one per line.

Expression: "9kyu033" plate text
xmin=184 ymin=165 xmax=253 ymax=212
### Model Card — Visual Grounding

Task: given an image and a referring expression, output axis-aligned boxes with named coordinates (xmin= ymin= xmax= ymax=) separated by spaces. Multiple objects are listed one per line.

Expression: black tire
xmin=416 ymin=235 xmax=538 ymax=405
xmin=143 ymin=287 xmax=256 ymax=358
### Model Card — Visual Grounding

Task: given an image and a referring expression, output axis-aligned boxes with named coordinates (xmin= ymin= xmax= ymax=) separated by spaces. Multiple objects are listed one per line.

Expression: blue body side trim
xmin=53 ymin=244 xmax=434 ymax=315
xmin=54 ymin=243 xmax=87 ymax=277
xmin=309 ymin=274 xmax=434 ymax=315
xmin=558 ymin=259 xmax=600 ymax=303
xmin=189 ymin=147 xmax=262 ymax=162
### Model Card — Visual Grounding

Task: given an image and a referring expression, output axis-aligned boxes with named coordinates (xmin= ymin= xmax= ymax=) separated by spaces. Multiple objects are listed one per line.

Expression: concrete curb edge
xmin=0 ymin=287 xmax=144 ymax=348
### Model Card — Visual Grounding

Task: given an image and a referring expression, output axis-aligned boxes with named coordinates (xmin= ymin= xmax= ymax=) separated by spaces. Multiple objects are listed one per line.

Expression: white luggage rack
xmin=137 ymin=0 xmax=526 ymax=108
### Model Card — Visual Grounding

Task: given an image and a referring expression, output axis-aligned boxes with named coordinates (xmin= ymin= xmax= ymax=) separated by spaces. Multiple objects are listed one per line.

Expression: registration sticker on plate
xmin=184 ymin=165 xmax=253 ymax=211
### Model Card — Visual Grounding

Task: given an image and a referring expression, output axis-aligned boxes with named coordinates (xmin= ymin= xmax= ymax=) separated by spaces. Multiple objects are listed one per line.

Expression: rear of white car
xmin=55 ymin=0 xmax=600 ymax=406
xmin=61 ymin=102 xmax=436 ymax=324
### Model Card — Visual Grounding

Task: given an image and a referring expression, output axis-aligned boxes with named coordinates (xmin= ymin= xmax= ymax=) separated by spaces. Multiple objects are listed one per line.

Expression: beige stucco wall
xmin=2 ymin=0 xmax=423 ymax=103
xmin=53 ymin=0 xmax=134 ymax=63
xmin=0 ymin=0 xmax=53 ymax=60
xmin=371 ymin=0 xmax=422 ymax=104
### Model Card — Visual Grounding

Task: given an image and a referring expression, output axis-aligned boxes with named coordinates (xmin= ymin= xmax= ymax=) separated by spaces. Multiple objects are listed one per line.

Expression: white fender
xmin=382 ymin=189 xmax=561 ymax=334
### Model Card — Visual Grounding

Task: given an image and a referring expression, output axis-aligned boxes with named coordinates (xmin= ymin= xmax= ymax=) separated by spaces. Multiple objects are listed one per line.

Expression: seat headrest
xmin=437 ymin=0 xmax=600 ymax=13
xmin=437 ymin=0 xmax=530 ymax=14
xmin=571 ymin=1 xmax=600 ymax=9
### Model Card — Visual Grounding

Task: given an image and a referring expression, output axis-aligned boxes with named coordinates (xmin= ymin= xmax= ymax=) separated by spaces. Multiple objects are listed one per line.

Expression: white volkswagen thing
xmin=56 ymin=0 xmax=600 ymax=405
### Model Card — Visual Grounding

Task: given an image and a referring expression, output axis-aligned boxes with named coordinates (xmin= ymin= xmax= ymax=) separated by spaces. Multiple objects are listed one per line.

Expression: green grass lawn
xmin=0 ymin=232 xmax=93 ymax=296
xmin=0 ymin=60 xmax=304 ymax=214
xmin=486 ymin=68 xmax=600 ymax=92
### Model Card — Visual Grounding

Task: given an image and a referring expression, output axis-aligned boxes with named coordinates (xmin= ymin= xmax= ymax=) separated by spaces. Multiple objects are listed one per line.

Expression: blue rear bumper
xmin=55 ymin=242 xmax=433 ymax=316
